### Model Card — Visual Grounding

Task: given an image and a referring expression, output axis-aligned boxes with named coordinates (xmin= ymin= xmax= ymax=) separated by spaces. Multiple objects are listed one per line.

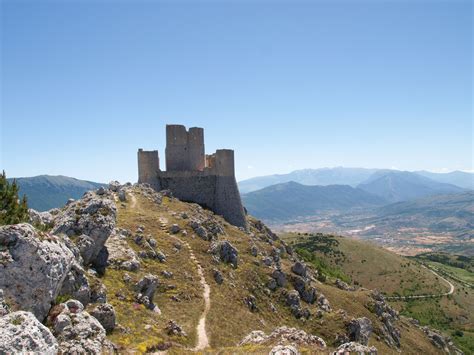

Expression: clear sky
xmin=1 ymin=0 xmax=472 ymax=183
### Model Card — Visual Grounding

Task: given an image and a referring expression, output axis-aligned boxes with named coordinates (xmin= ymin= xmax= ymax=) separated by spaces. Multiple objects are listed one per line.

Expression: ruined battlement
xmin=137 ymin=125 xmax=247 ymax=229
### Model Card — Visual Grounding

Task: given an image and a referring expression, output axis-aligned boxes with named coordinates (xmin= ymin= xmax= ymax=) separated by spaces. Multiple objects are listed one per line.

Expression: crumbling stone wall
xmin=137 ymin=125 xmax=247 ymax=229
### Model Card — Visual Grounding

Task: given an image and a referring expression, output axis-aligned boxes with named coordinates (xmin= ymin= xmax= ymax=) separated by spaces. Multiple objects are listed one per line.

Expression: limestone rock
xmin=59 ymin=262 xmax=91 ymax=306
xmin=0 ymin=223 xmax=74 ymax=321
xmin=209 ymin=240 xmax=239 ymax=267
xmin=28 ymin=208 xmax=54 ymax=226
xmin=291 ymin=261 xmax=307 ymax=277
xmin=333 ymin=342 xmax=377 ymax=354
xmin=105 ymin=231 xmax=140 ymax=271
xmin=317 ymin=293 xmax=331 ymax=312
xmin=52 ymin=300 xmax=113 ymax=354
xmin=213 ymin=269 xmax=224 ymax=284
xmin=90 ymin=303 xmax=116 ymax=332
xmin=335 ymin=279 xmax=355 ymax=291
xmin=244 ymin=295 xmax=258 ymax=312
xmin=272 ymin=269 xmax=287 ymax=287
xmin=169 ymin=224 xmax=181 ymax=234
xmin=118 ymin=190 xmax=127 ymax=202
xmin=52 ymin=190 xmax=116 ymax=266
xmin=347 ymin=317 xmax=373 ymax=346
xmin=286 ymin=290 xmax=301 ymax=307
xmin=135 ymin=274 xmax=159 ymax=310
xmin=239 ymin=326 xmax=326 ymax=349
xmin=108 ymin=180 xmax=121 ymax=192
xmin=0 ymin=311 xmax=58 ymax=354
xmin=269 ymin=344 xmax=300 ymax=355
xmin=165 ymin=320 xmax=187 ymax=337
xmin=0 ymin=289 xmax=10 ymax=316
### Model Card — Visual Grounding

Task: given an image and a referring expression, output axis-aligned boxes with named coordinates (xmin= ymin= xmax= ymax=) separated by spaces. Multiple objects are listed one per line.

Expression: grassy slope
xmin=280 ymin=233 xmax=446 ymax=297
xmin=102 ymin=187 xmax=441 ymax=354
xmin=279 ymin=233 xmax=474 ymax=353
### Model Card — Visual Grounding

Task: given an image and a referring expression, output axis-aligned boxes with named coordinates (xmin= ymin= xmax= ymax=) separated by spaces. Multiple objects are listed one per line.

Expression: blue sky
xmin=1 ymin=0 xmax=472 ymax=182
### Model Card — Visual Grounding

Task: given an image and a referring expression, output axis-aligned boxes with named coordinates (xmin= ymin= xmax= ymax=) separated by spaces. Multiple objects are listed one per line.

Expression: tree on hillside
xmin=0 ymin=171 xmax=29 ymax=225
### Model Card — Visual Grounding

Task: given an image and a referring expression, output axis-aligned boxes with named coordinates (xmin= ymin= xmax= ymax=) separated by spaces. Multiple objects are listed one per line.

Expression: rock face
xmin=28 ymin=209 xmax=54 ymax=226
xmin=59 ymin=262 xmax=91 ymax=306
xmin=105 ymin=230 xmax=140 ymax=271
xmin=0 ymin=223 xmax=75 ymax=321
xmin=370 ymin=291 xmax=400 ymax=348
xmin=209 ymin=240 xmax=239 ymax=267
xmin=347 ymin=317 xmax=373 ymax=346
xmin=52 ymin=300 xmax=112 ymax=354
xmin=239 ymin=326 xmax=326 ymax=349
xmin=0 ymin=289 xmax=10 ymax=316
xmin=52 ymin=190 xmax=116 ymax=266
xmin=0 ymin=311 xmax=58 ymax=354
xmin=333 ymin=342 xmax=377 ymax=354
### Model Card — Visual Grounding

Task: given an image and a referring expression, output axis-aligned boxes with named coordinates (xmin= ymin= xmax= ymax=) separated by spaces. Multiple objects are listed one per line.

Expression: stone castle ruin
xmin=137 ymin=124 xmax=247 ymax=229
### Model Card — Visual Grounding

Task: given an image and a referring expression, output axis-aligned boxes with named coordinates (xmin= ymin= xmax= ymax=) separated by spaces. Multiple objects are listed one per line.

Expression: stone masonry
xmin=138 ymin=124 xmax=247 ymax=229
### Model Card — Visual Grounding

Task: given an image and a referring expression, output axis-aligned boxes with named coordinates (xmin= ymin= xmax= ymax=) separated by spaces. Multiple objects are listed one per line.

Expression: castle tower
xmin=165 ymin=125 xmax=205 ymax=171
xmin=137 ymin=149 xmax=159 ymax=185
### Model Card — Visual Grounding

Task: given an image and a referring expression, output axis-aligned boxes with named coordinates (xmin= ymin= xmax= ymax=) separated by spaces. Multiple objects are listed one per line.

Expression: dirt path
xmin=385 ymin=265 xmax=455 ymax=301
xmin=159 ymin=218 xmax=210 ymax=351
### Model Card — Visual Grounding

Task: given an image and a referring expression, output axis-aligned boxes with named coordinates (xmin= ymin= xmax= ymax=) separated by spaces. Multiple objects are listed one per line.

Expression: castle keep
xmin=137 ymin=125 xmax=247 ymax=229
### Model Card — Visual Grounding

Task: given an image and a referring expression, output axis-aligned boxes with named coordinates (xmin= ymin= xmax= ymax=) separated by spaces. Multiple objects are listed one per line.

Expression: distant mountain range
xmin=242 ymin=181 xmax=386 ymax=221
xmin=242 ymin=169 xmax=470 ymax=222
xmin=357 ymin=170 xmax=464 ymax=203
xmin=9 ymin=175 xmax=105 ymax=211
xmin=238 ymin=168 xmax=473 ymax=193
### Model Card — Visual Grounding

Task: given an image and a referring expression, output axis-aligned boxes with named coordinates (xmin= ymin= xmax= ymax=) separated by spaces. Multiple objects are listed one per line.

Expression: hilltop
xmin=0 ymin=183 xmax=460 ymax=354
xmin=9 ymin=175 xmax=105 ymax=211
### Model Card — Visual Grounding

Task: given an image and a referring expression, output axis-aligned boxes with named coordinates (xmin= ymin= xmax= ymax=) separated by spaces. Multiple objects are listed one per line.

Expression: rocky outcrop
xmin=239 ymin=326 xmax=326 ymax=349
xmin=369 ymin=291 xmax=400 ymax=348
xmin=105 ymin=230 xmax=140 ymax=271
xmin=0 ymin=311 xmax=58 ymax=354
xmin=135 ymin=274 xmax=159 ymax=310
xmin=335 ymin=279 xmax=355 ymax=291
xmin=333 ymin=342 xmax=377 ymax=354
xmin=28 ymin=209 xmax=54 ymax=226
xmin=291 ymin=261 xmax=307 ymax=277
xmin=422 ymin=326 xmax=462 ymax=354
xmin=269 ymin=344 xmax=300 ymax=355
xmin=0 ymin=223 xmax=75 ymax=321
xmin=58 ymin=262 xmax=91 ymax=306
xmin=52 ymin=190 xmax=116 ymax=266
xmin=90 ymin=303 xmax=116 ymax=333
xmin=209 ymin=240 xmax=239 ymax=267
xmin=52 ymin=300 xmax=113 ymax=354
xmin=347 ymin=317 xmax=373 ymax=345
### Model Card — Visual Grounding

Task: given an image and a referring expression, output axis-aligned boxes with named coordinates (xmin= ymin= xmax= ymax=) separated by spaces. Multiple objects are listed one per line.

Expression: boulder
xmin=169 ymin=224 xmax=180 ymax=234
xmin=118 ymin=190 xmax=127 ymax=202
xmin=239 ymin=326 xmax=326 ymax=349
xmin=335 ymin=279 xmax=355 ymax=291
xmin=213 ymin=269 xmax=224 ymax=284
xmin=291 ymin=261 xmax=307 ymax=277
xmin=28 ymin=209 xmax=54 ymax=226
xmin=244 ymin=295 xmax=258 ymax=312
xmin=317 ymin=293 xmax=331 ymax=312
xmin=105 ymin=231 xmax=140 ymax=271
xmin=52 ymin=300 xmax=113 ymax=354
xmin=135 ymin=274 xmax=159 ymax=310
xmin=347 ymin=317 xmax=373 ymax=345
xmin=90 ymin=303 xmax=116 ymax=332
xmin=108 ymin=181 xmax=121 ymax=192
xmin=209 ymin=240 xmax=239 ymax=267
xmin=269 ymin=345 xmax=300 ymax=355
xmin=333 ymin=342 xmax=377 ymax=354
xmin=52 ymin=190 xmax=116 ymax=266
xmin=272 ymin=269 xmax=287 ymax=287
xmin=286 ymin=290 xmax=301 ymax=307
xmin=165 ymin=320 xmax=187 ymax=336
xmin=0 ymin=311 xmax=58 ymax=354
xmin=0 ymin=223 xmax=75 ymax=321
